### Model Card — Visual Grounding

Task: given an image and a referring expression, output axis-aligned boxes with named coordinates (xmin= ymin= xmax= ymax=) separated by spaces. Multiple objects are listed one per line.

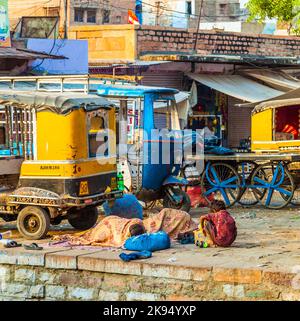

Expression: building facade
xmin=8 ymin=1 xmax=244 ymax=31
xmin=8 ymin=0 xmax=135 ymax=31
xmin=140 ymin=0 xmax=242 ymax=29
xmin=200 ymin=0 xmax=242 ymax=23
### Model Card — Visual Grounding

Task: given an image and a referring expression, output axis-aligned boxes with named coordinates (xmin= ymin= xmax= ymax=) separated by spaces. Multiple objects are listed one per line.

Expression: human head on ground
xmin=129 ymin=223 xmax=146 ymax=237
xmin=210 ymin=200 xmax=226 ymax=213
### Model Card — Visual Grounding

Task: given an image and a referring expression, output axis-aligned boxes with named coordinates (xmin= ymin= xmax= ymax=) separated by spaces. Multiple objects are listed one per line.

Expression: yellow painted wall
xmin=68 ymin=25 xmax=137 ymax=64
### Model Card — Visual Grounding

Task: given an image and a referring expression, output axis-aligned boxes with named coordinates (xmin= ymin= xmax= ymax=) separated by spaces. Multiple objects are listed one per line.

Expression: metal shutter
xmin=141 ymin=71 xmax=184 ymax=90
xmin=227 ymin=97 xmax=252 ymax=148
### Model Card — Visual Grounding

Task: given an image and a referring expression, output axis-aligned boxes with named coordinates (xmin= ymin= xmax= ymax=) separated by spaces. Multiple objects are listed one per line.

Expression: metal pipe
xmin=8 ymin=106 xmax=13 ymax=153
xmin=23 ymin=109 xmax=28 ymax=160
xmin=28 ymin=109 xmax=33 ymax=160
xmin=4 ymin=105 xmax=9 ymax=148
xmin=14 ymin=107 xmax=20 ymax=155
xmin=19 ymin=109 xmax=25 ymax=157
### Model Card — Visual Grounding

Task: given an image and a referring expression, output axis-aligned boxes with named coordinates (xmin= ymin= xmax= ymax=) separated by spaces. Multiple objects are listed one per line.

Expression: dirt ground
xmin=0 ymin=204 xmax=300 ymax=272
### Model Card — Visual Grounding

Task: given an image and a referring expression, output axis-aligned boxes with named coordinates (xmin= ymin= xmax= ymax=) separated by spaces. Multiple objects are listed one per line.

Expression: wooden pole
xmin=193 ymin=0 xmax=204 ymax=53
xmin=64 ymin=0 xmax=68 ymax=39
xmin=155 ymin=1 xmax=161 ymax=26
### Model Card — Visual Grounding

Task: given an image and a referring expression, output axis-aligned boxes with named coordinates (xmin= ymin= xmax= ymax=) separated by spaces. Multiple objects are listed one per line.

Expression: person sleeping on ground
xmin=52 ymin=208 xmax=198 ymax=247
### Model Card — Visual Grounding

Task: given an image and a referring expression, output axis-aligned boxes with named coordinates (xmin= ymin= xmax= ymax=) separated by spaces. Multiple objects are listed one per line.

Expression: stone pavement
xmin=0 ymin=206 xmax=299 ymax=300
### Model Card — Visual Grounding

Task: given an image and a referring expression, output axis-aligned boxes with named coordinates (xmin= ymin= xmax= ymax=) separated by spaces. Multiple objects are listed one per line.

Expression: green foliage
xmin=246 ymin=0 xmax=300 ymax=34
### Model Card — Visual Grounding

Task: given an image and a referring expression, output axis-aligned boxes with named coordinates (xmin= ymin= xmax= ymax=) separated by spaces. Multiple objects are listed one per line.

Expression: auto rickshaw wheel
xmin=67 ymin=207 xmax=99 ymax=230
xmin=17 ymin=206 xmax=50 ymax=240
xmin=163 ymin=188 xmax=191 ymax=212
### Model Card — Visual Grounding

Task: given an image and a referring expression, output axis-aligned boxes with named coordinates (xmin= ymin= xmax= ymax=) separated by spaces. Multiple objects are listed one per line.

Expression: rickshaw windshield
xmin=153 ymin=98 xmax=180 ymax=130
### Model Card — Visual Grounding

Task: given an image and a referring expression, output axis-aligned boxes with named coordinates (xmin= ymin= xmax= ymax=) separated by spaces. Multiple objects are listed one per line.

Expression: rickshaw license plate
xmin=79 ymin=181 xmax=89 ymax=196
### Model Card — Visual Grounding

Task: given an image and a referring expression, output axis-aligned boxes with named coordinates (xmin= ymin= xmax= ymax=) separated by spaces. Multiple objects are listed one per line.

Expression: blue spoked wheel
xmin=250 ymin=162 xmax=295 ymax=209
xmin=200 ymin=162 xmax=242 ymax=208
xmin=236 ymin=161 xmax=267 ymax=206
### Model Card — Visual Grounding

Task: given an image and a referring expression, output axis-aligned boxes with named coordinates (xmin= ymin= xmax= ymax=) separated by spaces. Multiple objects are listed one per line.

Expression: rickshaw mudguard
xmin=162 ymin=176 xmax=189 ymax=186
xmin=7 ymin=187 xmax=62 ymax=206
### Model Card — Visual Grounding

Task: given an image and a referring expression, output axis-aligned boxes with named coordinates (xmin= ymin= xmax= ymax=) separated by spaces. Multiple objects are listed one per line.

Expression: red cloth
xmin=203 ymin=210 xmax=237 ymax=247
xmin=186 ymin=186 xmax=214 ymax=208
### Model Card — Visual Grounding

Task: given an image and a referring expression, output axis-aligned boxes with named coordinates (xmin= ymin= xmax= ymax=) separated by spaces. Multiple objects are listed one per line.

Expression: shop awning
xmin=186 ymin=73 xmax=283 ymax=103
xmin=0 ymin=47 xmax=66 ymax=60
xmin=240 ymin=69 xmax=300 ymax=92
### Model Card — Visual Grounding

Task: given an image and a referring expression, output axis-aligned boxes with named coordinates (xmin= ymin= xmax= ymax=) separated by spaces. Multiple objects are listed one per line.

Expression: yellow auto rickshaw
xmin=0 ymin=90 xmax=122 ymax=239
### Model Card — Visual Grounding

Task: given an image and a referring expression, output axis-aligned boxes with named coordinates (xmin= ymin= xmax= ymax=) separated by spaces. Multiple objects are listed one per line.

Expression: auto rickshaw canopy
xmin=0 ymin=90 xmax=114 ymax=114
xmin=252 ymin=97 xmax=300 ymax=114
xmin=97 ymin=84 xmax=179 ymax=99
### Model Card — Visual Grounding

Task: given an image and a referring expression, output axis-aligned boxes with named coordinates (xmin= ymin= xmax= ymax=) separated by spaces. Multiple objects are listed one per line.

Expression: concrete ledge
xmin=0 ymin=245 xmax=299 ymax=301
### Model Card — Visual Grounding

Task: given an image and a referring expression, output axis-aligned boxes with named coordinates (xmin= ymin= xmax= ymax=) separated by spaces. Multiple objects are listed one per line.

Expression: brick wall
xmin=137 ymin=26 xmax=300 ymax=58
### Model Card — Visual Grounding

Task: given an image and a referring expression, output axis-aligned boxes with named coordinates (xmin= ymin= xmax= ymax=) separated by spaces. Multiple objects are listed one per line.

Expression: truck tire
xmin=67 ymin=207 xmax=99 ymax=230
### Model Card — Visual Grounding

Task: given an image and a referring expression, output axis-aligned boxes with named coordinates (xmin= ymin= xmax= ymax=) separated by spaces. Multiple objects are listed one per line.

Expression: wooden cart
xmin=186 ymin=153 xmax=300 ymax=209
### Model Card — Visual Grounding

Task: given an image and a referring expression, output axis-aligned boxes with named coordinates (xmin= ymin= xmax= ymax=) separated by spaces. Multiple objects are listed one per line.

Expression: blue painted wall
xmin=27 ymin=39 xmax=88 ymax=75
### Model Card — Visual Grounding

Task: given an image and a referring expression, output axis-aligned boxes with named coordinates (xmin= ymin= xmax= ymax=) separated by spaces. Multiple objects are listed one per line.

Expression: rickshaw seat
xmin=275 ymin=132 xmax=293 ymax=141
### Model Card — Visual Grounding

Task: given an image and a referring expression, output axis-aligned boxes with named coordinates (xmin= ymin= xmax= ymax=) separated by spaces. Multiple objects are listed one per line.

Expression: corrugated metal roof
xmin=129 ymin=60 xmax=171 ymax=67
xmin=0 ymin=47 xmax=65 ymax=60
xmin=187 ymin=73 xmax=283 ymax=103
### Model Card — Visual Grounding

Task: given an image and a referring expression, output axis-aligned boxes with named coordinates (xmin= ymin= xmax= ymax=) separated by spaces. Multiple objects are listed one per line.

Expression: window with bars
xmin=74 ymin=8 xmax=84 ymax=22
xmin=102 ymin=9 xmax=110 ymax=23
xmin=218 ymin=3 xmax=227 ymax=15
xmin=228 ymin=3 xmax=240 ymax=16
xmin=186 ymin=1 xmax=192 ymax=15
xmin=87 ymin=9 xmax=97 ymax=23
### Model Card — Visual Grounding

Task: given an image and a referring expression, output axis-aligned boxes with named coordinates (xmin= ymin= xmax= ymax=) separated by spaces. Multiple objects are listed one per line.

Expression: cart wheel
xmin=251 ymin=162 xmax=295 ymax=209
xmin=163 ymin=188 xmax=191 ymax=212
xmin=17 ymin=206 xmax=50 ymax=240
xmin=181 ymin=163 xmax=201 ymax=187
xmin=201 ymin=162 xmax=242 ymax=208
xmin=67 ymin=207 xmax=99 ymax=230
xmin=236 ymin=161 xmax=267 ymax=206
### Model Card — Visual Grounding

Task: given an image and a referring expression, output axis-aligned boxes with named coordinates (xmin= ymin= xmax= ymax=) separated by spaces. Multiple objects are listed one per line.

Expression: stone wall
xmin=0 ymin=248 xmax=299 ymax=301
xmin=137 ymin=26 xmax=300 ymax=58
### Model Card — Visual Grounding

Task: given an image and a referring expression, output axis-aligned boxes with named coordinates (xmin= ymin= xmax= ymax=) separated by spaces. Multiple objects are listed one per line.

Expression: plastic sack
xmin=205 ymin=145 xmax=234 ymax=155
xmin=124 ymin=231 xmax=171 ymax=252
xmin=103 ymin=194 xmax=143 ymax=219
